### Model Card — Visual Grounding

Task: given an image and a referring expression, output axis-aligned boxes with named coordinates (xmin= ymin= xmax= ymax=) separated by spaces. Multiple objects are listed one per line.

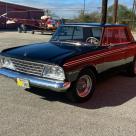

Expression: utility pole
xmin=83 ymin=0 xmax=86 ymax=15
xmin=5 ymin=2 xmax=8 ymax=29
xmin=132 ymin=0 xmax=136 ymax=29
xmin=113 ymin=0 xmax=118 ymax=23
xmin=101 ymin=0 xmax=108 ymax=24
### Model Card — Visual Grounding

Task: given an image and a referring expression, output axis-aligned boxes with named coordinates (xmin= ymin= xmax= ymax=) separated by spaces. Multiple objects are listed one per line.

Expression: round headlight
xmin=43 ymin=65 xmax=65 ymax=81
xmin=1 ymin=57 xmax=15 ymax=70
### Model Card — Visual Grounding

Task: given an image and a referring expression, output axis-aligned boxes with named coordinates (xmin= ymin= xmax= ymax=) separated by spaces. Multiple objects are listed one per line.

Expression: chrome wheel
xmin=66 ymin=70 xmax=96 ymax=102
xmin=76 ymin=75 xmax=92 ymax=98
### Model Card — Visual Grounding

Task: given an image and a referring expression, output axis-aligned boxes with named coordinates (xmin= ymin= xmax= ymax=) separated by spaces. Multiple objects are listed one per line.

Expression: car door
xmin=99 ymin=26 xmax=128 ymax=72
xmin=123 ymin=27 xmax=136 ymax=64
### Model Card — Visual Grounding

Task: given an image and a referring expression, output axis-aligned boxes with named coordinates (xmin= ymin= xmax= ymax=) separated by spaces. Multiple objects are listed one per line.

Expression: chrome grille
xmin=11 ymin=58 xmax=45 ymax=76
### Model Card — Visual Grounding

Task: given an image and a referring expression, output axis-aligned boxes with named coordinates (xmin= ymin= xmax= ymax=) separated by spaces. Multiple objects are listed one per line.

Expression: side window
xmin=114 ymin=28 xmax=129 ymax=43
xmin=73 ymin=27 xmax=83 ymax=40
xmin=102 ymin=27 xmax=130 ymax=46
xmin=58 ymin=26 xmax=74 ymax=40
xmin=92 ymin=27 xmax=102 ymax=40
xmin=102 ymin=28 xmax=113 ymax=45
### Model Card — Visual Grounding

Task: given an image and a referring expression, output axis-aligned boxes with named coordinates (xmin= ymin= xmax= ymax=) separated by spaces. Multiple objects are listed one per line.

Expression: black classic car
xmin=0 ymin=23 xmax=136 ymax=102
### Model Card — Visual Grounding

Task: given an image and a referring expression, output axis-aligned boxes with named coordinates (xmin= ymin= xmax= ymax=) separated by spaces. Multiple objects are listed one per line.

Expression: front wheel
xmin=66 ymin=70 xmax=96 ymax=103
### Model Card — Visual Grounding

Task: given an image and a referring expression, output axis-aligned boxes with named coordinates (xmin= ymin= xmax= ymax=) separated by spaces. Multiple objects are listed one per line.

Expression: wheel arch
xmin=65 ymin=65 xmax=98 ymax=82
xmin=66 ymin=65 xmax=97 ymax=102
xmin=80 ymin=65 xmax=98 ymax=77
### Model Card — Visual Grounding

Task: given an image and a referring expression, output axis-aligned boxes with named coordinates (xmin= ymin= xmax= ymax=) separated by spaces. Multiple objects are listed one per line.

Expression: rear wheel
xmin=66 ymin=70 xmax=96 ymax=103
xmin=31 ymin=30 xmax=35 ymax=34
xmin=41 ymin=30 xmax=44 ymax=35
xmin=18 ymin=27 xmax=22 ymax=33
xmin=127 ymin=58 xmax=136 ymax=77
xmin=21 ymin=24 xmax=27 ymax=33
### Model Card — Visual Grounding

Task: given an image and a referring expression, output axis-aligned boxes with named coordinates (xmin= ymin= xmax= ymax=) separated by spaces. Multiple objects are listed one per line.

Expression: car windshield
xmin=50 ymin=25 xmax=102 ymax=45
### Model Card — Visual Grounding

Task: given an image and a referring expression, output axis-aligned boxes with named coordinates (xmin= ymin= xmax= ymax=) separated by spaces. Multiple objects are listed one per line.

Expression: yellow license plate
xmin=17 ymin=78 xmax=30 ymax=88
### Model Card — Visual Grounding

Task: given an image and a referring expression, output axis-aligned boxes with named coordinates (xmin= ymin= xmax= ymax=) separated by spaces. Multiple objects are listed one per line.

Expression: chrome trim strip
xmin=96 ymin=59 xmax=125 ymax=73
xmin=126 ymin=56 xmax=134 ymax=63
xmin=0 ymin=68 xmax=70 ymax=92
xmin=96 ymin=56 xmax=134 ymax=73
xmin=64 ymin=47 xmax=135 ymax=66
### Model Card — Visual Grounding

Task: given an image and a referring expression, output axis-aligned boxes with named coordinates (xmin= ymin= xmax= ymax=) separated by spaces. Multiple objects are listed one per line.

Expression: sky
xmin=1 ymin=0 xmax=134 ymax=18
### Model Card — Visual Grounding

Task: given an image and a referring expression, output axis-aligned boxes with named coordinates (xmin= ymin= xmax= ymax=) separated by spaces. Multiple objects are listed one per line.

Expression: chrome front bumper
xmin=0 ymin=68 xmax=71 ymax=92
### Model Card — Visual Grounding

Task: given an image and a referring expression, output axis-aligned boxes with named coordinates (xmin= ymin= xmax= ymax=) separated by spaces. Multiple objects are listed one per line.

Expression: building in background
xmin=0 ymin=1 xmax=44 ymax=29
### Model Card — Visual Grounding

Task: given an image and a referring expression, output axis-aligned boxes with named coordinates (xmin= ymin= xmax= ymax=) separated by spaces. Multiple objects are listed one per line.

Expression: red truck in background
xmin=0 ymin=13 xmax=63 ymax=34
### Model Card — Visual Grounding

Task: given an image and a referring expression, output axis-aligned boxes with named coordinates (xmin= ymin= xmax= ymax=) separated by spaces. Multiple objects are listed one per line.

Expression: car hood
xmin=1 ymin=42 xmax=101 ymax=65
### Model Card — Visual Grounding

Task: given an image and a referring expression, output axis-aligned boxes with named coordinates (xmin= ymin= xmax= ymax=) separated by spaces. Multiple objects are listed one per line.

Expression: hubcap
xmin=76 ymin=75 xmax=92 ymax=98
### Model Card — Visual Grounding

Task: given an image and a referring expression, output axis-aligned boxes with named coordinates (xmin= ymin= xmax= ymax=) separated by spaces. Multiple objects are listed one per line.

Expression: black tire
xmin=127 ymin=58 xmax=136 ymax=77
xmin=41 ymin=31 xmax=44 ymax=35
xmin=21 ymin=24 xmax=27 ymax=33
xmin=31 ymin=30 xmax=35 ymax=34
xmin=18 ymin=27 xmax=22 ymax=33
xmin=66 ymin=70 xmax=96 ymax=103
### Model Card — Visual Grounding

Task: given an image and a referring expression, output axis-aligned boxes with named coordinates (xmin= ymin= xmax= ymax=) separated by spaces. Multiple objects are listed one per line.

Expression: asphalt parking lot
xmin=0 ymin=31 xmax=136 ymax=136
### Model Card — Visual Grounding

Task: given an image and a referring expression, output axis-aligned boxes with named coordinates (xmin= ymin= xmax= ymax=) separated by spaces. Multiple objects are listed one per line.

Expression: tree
xmin=108 ymin=4 xmax=135 ymax=24
xmin=70 ymin=3 xmax=135 ymax=28
xmin=72 ymin=10 xmax=101 ymax=23
xmin=44 ymin=9 xmax=57 ymax=18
